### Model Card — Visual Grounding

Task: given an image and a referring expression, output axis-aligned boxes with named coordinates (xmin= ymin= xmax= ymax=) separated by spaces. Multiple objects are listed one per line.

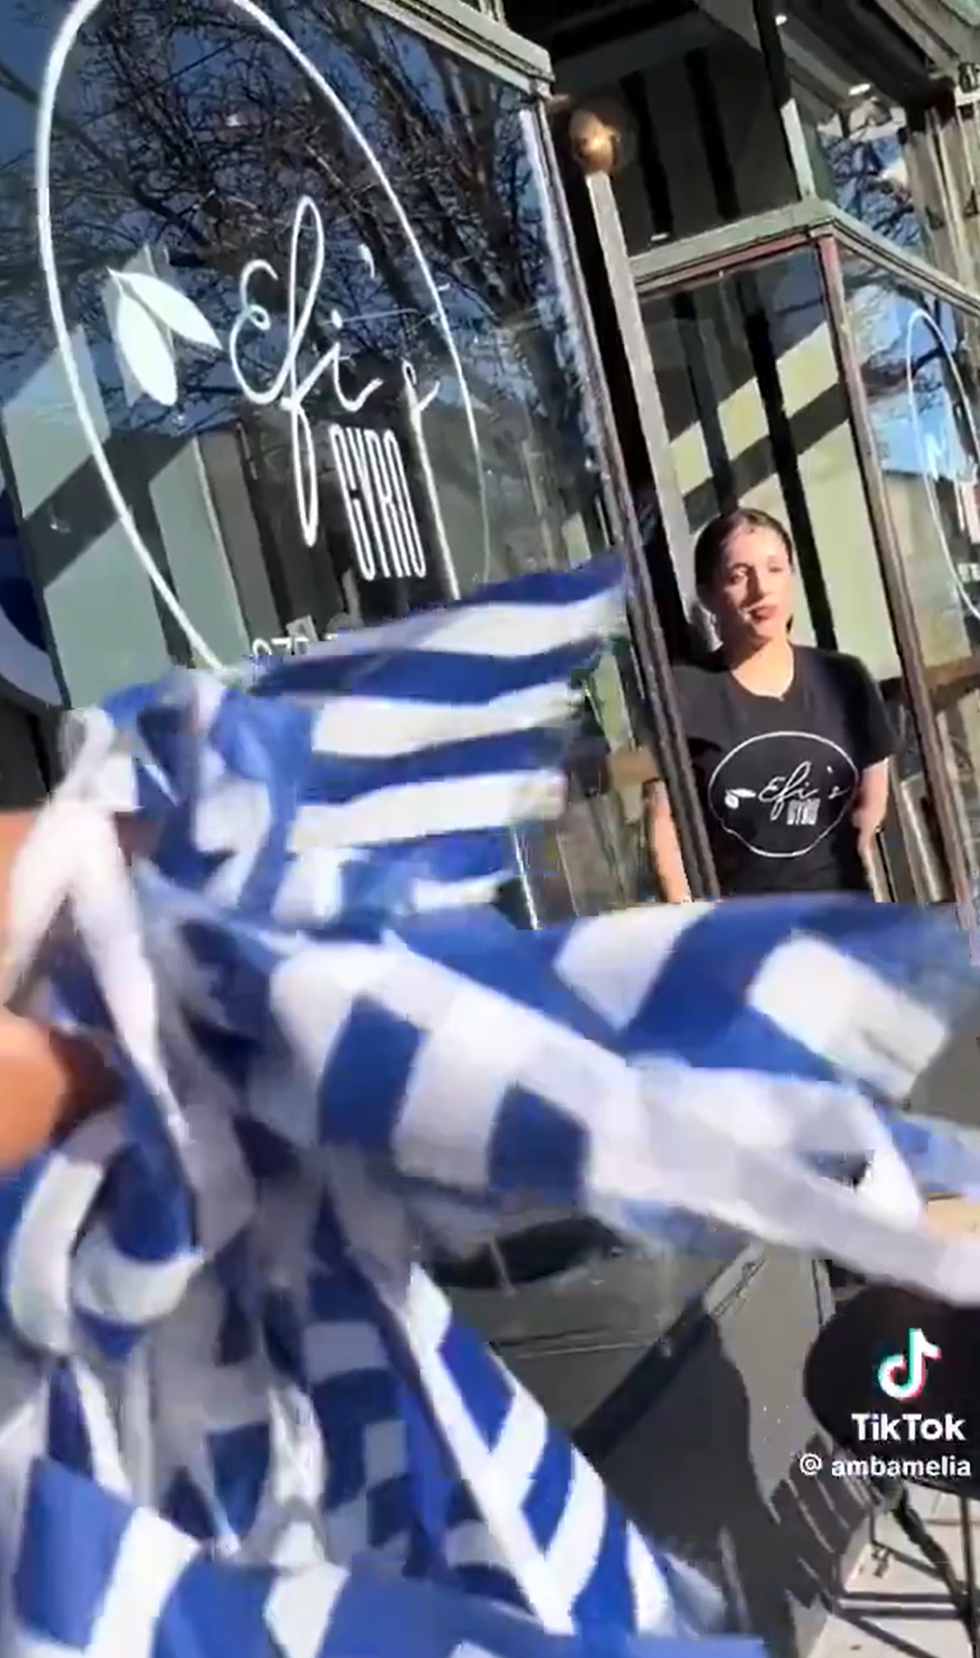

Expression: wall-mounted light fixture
xmin=564 ymin=96 xmax=637 ymax=177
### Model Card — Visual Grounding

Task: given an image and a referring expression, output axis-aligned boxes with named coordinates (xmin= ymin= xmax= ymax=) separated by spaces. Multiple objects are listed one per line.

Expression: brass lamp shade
xmin=566 ymin=97 xmax=636 ymax=177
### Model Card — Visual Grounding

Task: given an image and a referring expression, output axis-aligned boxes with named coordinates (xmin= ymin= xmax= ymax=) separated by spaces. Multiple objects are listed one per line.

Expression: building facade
xmin=488 ymin=3 xmax=980 ymax=1648
xmin=1 ymin=0 xmax=979 ymax=1651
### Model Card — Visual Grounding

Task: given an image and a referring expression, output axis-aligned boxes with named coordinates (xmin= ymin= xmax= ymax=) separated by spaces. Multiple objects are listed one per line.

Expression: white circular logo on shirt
xmin=707 ymin=731 xmax=858 ymax=860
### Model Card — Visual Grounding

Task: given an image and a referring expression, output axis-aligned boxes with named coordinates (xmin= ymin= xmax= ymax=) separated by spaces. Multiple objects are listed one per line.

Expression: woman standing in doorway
xmin=650 ymin=506 xmax=894 ymax=901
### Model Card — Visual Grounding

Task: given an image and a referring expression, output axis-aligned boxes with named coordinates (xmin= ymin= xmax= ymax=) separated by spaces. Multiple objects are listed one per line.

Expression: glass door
xmin=826 ymin=243 xmax=980 ymax=907
xmin=568 ymin=160 xmax=973 ymax=905
xmin=632 ymin=241 xmax=954 ymax=905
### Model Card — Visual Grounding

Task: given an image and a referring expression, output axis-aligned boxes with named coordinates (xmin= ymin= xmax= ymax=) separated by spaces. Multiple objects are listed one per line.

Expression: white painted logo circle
xmin=905 ymin=307 xmax=980 ymax=627
xmin=35 ymin=0 xmax=490 ymax=673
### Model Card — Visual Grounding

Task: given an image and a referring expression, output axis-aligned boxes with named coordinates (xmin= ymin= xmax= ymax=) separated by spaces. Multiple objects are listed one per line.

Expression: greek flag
xmin=2 ymin=556 xmax=980 ymax=1658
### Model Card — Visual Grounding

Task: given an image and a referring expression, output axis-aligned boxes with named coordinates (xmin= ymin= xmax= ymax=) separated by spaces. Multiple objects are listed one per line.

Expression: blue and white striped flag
xmin=2 ymin=555 xmax=980 ymax=1658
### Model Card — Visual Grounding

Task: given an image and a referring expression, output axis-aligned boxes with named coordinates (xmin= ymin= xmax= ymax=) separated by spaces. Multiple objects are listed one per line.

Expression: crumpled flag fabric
xmin=1 ymin=556 xmax=980 ymax=1658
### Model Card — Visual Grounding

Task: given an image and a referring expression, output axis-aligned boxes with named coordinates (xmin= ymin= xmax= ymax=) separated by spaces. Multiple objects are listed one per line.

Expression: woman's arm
xmin=852 ymin=759 xmax=890 ymax=860
xmin=0 ymin=1013 xmax=114 ymax=1167
xmin=840 ymin=657 xmax=893 ymax=866
xmin=646 ymin=782 xmax=693 ymax=903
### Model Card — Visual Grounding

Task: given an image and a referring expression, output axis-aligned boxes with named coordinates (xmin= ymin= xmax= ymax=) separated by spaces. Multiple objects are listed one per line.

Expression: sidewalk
xmin=812 ymin=1485 xmax=978 ymax=1658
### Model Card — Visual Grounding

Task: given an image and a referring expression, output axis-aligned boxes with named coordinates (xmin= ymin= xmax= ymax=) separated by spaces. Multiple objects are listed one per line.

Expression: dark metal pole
xmin=960 ymin=1495 xmax=980 ymax=1658
xmin=816 ymin=233 xmax=975 ymax=918
xmin=748 ymin=0 xmax=818 ymax=202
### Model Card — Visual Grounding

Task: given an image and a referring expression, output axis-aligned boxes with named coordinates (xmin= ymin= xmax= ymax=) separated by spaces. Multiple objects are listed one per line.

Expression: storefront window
xmin=4 ymin=0 xmax=609 ymax=679
xmin=0 ymin=0 xmax=666 ymax=922
xmin=789 ymin=57 xmax=976 ymax=290
xmin=902 ymin=94 xmax=980 ymax=296
xmin=840 ymin=251 xmax=980 ymax=891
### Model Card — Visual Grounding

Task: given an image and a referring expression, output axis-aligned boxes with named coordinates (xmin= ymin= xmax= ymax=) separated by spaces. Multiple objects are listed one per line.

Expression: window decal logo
xmin=36 ymin=0 xmax=490 ymax=669
xmin=905 ymin=306 xmax=980 ymax=628
xmin=106 ymin=270 xmax=223 ymax=408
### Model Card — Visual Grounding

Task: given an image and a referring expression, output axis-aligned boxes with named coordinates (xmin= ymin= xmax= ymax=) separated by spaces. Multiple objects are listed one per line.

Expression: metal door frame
xmin=574 ymin=163 xmax=723 ymax=897
xmin=629 ymin=196 xmax=980 ymax=320
xmin=357 ymin=0 xmax=552 ymax=88
xmin=815 ymin=232 xmax=976 ymax=913
xmin=528 ymin=112 xmax=720 ymax=899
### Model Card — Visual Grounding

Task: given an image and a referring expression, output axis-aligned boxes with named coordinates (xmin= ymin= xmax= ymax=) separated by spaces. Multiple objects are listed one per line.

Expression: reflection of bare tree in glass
xmin=820 ymin=104 xmax=921 ymax=251
xmin=817 ymin=106 xmax=958 ymax=407
xmin=0 ymin=0 xmax=591 ymax=508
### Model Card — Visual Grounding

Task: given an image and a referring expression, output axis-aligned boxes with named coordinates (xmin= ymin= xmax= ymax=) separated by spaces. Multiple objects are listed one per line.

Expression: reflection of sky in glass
xmin=0 ymin=8 xmax=49 ymax=165
xmin=808 ymin=109 xmax=980 ymax=485
xmin=854 ymin=282 xmax=974 ymax=482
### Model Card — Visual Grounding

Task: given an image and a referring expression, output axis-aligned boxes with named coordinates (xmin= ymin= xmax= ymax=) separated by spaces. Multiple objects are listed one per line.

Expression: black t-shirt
xmin=673 ymin=647 xmax=894 ymax=897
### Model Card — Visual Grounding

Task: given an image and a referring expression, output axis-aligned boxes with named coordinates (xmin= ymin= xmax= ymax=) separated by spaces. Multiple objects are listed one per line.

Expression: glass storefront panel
xmin=839 ymin=251 xmax=980 ymax=892
xmin=0 ymin=0 xmax=666 ymax=925
xmin=901 ymin=92 xmax=980 ymax=297
xmin=637 ymin=248 xmax=905 ymax=685
xmin=4 ymin=0 xmax=607 ymax=671
xmin=778 ymin=9 xmax=971 ymax=287
xmin=798 ymin=81 xmax=980 ymax=297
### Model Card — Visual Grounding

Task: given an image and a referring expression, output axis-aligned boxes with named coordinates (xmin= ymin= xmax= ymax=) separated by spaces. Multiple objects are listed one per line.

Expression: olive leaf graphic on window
xmin=108 ymin=269 xmax=221 ymax=406
xmin=724 ymin=788 xmax=756 ymax=810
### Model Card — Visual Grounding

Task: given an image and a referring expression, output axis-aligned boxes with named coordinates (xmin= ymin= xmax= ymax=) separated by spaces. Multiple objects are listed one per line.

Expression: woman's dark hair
xmin=693 ymin=507 xmax=794 ymax=594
